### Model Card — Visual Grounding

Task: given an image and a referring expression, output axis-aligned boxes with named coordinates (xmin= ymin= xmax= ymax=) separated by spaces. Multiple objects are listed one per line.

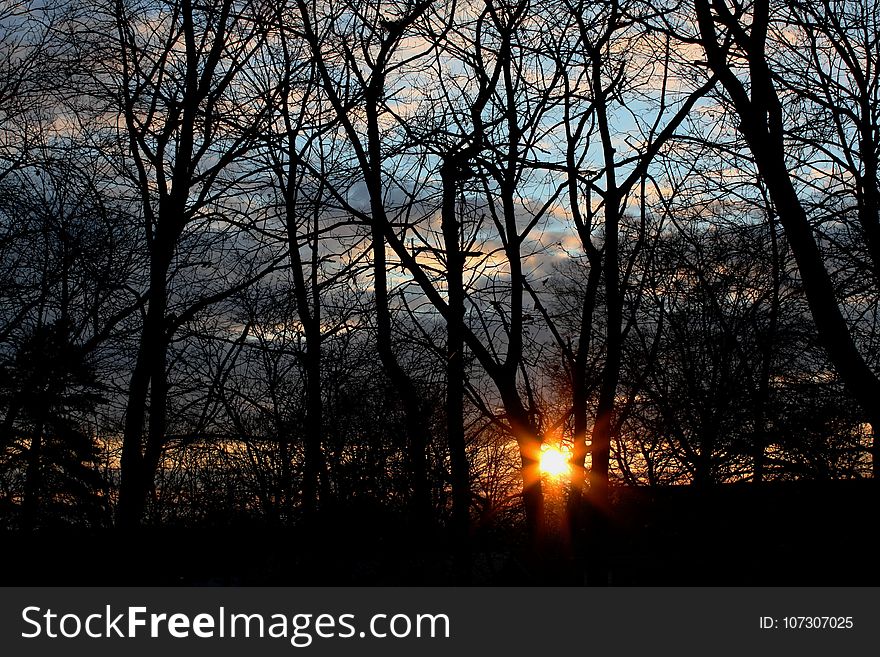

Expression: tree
xmin=692 ymin=0 xmax=880 ymax=474
xmin=0 ymin=322 xmax=108 ymax=529
xmin=292 ymin=0 xmax=438 ymax=532
xmin=258 ymin=1 xmax=374 ymax=522
xmin=83 ymin=0 xmax=283 ymax=526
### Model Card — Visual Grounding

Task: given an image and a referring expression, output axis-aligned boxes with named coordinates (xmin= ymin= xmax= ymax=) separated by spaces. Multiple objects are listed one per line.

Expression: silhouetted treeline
xmin=0 ymin=0 xmax=878 ymax=581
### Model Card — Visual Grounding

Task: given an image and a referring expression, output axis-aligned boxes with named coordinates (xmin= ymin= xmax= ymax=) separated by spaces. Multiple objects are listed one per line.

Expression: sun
xmin=539 ymin=444 xmax=570 ymax=478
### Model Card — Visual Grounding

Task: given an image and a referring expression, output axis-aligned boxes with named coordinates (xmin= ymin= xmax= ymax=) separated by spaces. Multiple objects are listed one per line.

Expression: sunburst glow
xmin=539 ymin=444 xmax=570 ymax=478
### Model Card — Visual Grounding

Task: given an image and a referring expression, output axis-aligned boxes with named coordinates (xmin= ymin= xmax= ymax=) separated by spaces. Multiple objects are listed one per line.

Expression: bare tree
xmin=291 ymin=0 xmax=439 ymax=531
xmin=692 ymin=0 xmax=880 ymax=474
xmin=82 ymin=0 xmax=283 ymax=526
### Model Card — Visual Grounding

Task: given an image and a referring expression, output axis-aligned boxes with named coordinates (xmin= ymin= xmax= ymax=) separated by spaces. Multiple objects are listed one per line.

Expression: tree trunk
xmin=21 ymin=425 xmax=43 ymax=531
xmin=285 ymin=185 xmax=325 ymax=522
xmin=568 ymin=257 xmax=602 ymax=526
xmin=589 ymin=70 xmax=622 ymax=515
xmin=441 ymin=158 xmax=471 ymax=581
xmin=498 ymin=383 xmax=544 ymax=567
xmin=302 ymin=334 xmax=325 ymax=519
xmin=363 ymin=78 xmax=431 ymax=531
xmin=117 ymin=236 xmax=173 ymax=529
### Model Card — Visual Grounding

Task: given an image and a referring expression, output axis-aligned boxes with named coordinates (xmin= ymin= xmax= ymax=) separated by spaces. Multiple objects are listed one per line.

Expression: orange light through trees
xmin=539 ymin=444 xmax=570 ymax=478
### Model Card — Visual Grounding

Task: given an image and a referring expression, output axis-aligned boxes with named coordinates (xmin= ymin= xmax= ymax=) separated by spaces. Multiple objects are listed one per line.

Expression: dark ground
xmin=2 ymin=480 xmax=877 ymax=586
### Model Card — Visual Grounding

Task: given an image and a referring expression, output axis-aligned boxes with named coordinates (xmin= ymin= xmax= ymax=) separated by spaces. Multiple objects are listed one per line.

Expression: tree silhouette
xmin=0 ymin=0 xmax=877 ymax=585
xmin=0 ymin=322 xmax=108 ymax=529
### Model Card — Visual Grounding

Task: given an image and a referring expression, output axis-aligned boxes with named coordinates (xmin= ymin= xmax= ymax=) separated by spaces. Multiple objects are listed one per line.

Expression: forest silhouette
xmin=1 ymin=0 xmax=879 ymax=584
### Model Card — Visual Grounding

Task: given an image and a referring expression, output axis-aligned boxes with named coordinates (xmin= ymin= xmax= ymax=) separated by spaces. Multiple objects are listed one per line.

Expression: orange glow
xmin=539 ymin=444 xmax=570 ymax=478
